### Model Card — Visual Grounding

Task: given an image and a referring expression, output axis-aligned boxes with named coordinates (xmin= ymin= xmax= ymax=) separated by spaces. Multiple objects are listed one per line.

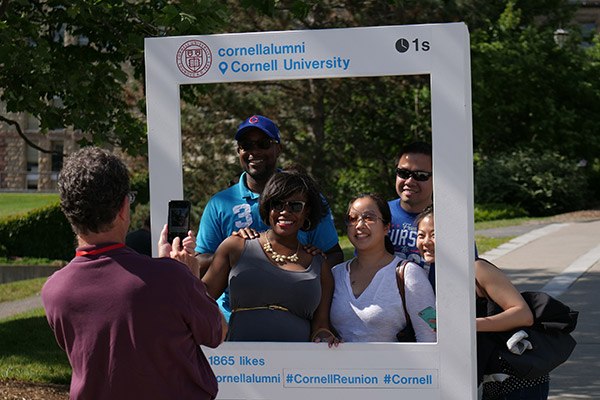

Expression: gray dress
xmin=227 ymin=239 xmax=323 ymax=342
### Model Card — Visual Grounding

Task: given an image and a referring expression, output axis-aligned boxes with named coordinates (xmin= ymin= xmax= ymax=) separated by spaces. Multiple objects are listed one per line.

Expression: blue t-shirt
xmin=387 ymin=199 xmax=426 ymax=267
xmin=388 ymin=199 xmax=477 ymax=292
xmin=196 ymin=172 xmax=339 ymax=320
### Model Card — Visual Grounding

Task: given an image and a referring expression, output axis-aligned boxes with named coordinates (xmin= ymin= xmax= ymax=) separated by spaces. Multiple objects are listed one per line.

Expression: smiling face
xmin=346 ymin=196 xmax=390 ymax=252
xmin=269 ymin=192 xmax=308 ymax=237
xmin=237 ymin=129 xmax=281 ymax=187
xmin=395 ymin=152 xmax=433 ymax=213
xmin=416 ymin=214 xmax=435 ymax=264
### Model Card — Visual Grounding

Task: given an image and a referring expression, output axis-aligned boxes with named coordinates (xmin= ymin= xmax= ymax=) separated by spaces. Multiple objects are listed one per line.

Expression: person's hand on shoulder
xmin=231 ymin=227 xmax=260 ymax=240
xmin=303 ymin=244 xmax=325 ymax=258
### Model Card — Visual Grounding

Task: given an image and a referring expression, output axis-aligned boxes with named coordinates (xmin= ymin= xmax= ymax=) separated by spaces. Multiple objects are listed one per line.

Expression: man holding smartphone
xmin=42 ymin=147 xmax=226 ymax=400
xmin=195 ymin=115 xmax=344 ymax=320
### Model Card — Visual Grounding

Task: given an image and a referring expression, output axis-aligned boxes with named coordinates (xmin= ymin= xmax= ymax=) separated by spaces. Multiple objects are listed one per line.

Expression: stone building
xmin=0 ymin=110 xmax=81 ymax=191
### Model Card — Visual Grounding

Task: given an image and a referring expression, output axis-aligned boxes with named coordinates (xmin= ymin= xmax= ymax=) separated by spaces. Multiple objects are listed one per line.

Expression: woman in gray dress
xmin=202 ymin=170 xmax=337 ymax=343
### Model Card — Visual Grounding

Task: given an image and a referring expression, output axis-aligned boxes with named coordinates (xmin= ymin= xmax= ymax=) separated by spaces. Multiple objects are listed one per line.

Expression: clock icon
xmin=395 ymin=38 xmax=410 ymax=53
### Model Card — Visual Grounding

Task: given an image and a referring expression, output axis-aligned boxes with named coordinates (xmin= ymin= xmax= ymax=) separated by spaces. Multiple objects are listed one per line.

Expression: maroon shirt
xmin=42 ymin=243 xmax=222 ymax=400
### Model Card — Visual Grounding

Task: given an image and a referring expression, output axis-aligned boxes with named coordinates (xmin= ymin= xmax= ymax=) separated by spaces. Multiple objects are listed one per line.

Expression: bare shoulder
xmin=475 ymin=258 xmax=510 ymax=287
xmin=475 ymin=258 xmax=498 ymax=276
xmin=220 ymin=235 xmax=247 ymax=252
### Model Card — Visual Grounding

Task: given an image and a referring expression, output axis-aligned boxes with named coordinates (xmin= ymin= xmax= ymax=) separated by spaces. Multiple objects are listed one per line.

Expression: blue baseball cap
xmin=235 ymin=115 xmax=281 ymax=143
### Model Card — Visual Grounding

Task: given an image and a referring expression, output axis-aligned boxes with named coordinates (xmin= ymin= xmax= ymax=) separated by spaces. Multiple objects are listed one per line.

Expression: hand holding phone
xmin=418 ymin=306 xmax=437 ymax=331
xmin=168 ymin=200 xmax=191 ymax=244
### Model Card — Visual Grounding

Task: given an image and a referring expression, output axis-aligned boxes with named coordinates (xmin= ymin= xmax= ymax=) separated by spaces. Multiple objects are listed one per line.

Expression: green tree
xmin=180 ymin=0 xmax=600 ymax=220
xmin=471 ymin=0 xmax=600 ymax=160
xmin=0 ymin=0 xmax=229 ymax=155
xmin=4 ymin=0 xmax=598 ymax=218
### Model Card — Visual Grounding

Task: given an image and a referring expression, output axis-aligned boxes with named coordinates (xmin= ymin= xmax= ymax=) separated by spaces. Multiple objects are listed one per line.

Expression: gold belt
xmin=232 ymin=305 xmax=289 ymax=313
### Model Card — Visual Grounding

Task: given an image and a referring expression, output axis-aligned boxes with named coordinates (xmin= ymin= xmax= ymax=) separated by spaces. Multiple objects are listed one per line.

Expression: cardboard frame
xmin=144 ymin=23 xmax=475 ymax=399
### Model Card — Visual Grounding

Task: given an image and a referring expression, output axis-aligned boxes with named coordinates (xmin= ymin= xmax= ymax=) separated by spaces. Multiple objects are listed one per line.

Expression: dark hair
xmin=347 ymin=193 xmax=394 ymax=254
xmin=346 ymin=193 xmax=392 ymax=225
xmin=58 ymin=147 xmax=130 ymax=235
xmin=396 ymin=141 xmax=432 ymax=164
xmin=259 ymin=170 xmax=328 ymax=231
xmin=415 ymin=204 xmax=434 ymax=228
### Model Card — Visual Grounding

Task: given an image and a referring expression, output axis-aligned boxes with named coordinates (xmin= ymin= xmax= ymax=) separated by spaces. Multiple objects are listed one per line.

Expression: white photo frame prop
xmin=145 ymin=23 xmax=475 ymax=400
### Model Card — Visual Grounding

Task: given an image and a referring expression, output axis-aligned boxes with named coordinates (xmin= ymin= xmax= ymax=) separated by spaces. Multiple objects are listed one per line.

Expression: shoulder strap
xmin=395 ymin=260 xmax=412 ymax=326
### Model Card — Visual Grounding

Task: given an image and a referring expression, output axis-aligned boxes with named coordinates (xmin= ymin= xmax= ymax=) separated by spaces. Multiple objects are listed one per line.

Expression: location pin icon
xmin=219 ymin=62 xmax=228 ymax=75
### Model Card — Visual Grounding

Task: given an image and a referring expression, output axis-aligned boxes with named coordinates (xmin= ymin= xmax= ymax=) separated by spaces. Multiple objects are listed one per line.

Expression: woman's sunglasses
xmin=344 ymin=212 xmax=384 ymax=226
xmin=272 ymin=201 xmax=306 ymax=213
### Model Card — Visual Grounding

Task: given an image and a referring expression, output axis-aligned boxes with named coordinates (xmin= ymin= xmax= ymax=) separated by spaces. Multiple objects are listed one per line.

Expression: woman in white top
xmin=330 ymin=193 xmax=436 ymax=342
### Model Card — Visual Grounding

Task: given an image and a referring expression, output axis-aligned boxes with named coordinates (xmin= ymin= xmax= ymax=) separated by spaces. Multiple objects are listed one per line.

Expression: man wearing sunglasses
xmin=195 ymin=115 xmax=343 ymax=321
xmin=388 ymin=142 xmax=433 ymax=270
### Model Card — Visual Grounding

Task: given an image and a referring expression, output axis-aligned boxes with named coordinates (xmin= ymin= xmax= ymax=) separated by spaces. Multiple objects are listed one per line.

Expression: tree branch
xmin=0 ymin=115 xmax=54 ymax=154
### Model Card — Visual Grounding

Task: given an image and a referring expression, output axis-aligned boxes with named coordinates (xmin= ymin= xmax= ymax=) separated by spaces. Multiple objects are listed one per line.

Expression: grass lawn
xmin=338 ymin=235 xmax=354 ymax=261
xmin=476 ymin=235 xmax=514 ymax=254
xmin=0 ymin=193 xmax=59 ymax=219
xmin=474 ymin=216 xmax=544 ymax=230
xmin=0 ymin=309 xmax=70 ymax=384
xmin=0 ymin=278 xmax=48 ymax=303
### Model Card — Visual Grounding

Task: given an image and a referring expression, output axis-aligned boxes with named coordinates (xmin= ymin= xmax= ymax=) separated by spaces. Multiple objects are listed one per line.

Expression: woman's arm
xmin=201 ymin=235 xmax=244 ymax=300
xmin=311 ymin=258 xmax=339 ymax=346
xmin=404 ymin=263 xmax=437 ymax=343
xmin=475 ymin=259 xmax=534 ymax=332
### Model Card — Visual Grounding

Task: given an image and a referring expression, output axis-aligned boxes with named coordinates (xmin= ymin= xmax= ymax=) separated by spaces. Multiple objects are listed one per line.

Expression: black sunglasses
xmin=272 ymin=200 xmax=306 ymax=213
xmin=396 ymin=168 xmax=432 ymax=182
xmin=237 ymin=138 xmax=277 ymax=152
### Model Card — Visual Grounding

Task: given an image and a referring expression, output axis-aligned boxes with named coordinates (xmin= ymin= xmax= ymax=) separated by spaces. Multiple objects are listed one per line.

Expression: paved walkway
xmin=0 ymin=293 xmax=42 ymax=320
xmin=1 ymin=220 xmax=599 ymax=398
xmin=480 ymin=219 xmax=600 ymax=400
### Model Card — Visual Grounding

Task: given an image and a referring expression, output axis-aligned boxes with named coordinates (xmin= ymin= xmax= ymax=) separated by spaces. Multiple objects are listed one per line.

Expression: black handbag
xmin=487 ymin=291 xmax=579 ymax=334
xmin=492 ymin=291 xmax=578 ymax=379
xmin=479 ymin=285 xmax=578 ymax=379
xmin=395 ymin=260 xmax=417 ymax=342
xmin=499 ymin=327 xmax=576 ymax=379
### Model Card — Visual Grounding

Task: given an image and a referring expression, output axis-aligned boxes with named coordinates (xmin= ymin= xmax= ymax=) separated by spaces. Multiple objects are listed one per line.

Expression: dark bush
xmin=587 ymin=158 xmax=600 ymax=206
xmin=474 ymin=203 xmax=528 ymax=222
xmin=475 ymin=149 xmax=589 ymax=216
xmin=131 ymin=171 xmax=149 ymax=205
xmin=0 ymin=202 xmax=75 ymax=261
xmin=129 ymin=203 xmax=150 ymax=231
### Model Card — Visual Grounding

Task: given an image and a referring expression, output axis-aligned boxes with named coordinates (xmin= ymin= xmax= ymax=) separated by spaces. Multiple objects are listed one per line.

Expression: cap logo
xmin=176 ymin=40 xmax=212 ymax=78
xmin=249 ymin=116 xmax=259 ymax=124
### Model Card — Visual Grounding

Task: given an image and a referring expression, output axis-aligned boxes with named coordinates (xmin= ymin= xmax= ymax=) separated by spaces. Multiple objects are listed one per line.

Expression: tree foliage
xmin=181 ymin=0 xmax=600 ymax=220
xmin=474 ymin=148 xmax=589 ymax=215
xmin=0 ymin=0 xmax=229 ymax=154
xmin=471 ymin=0 xmax=600 ymax=160
xmin=2 ymin=0 xmax=599 ymax=218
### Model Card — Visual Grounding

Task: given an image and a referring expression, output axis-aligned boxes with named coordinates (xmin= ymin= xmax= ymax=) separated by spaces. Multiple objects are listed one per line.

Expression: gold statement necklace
xmin=262 ymin=230 xmax=300 ymax=263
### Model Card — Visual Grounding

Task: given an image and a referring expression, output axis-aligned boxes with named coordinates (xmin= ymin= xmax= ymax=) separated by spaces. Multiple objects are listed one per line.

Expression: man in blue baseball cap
xmin=195 ymin=115 xmax=343 ymax=321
